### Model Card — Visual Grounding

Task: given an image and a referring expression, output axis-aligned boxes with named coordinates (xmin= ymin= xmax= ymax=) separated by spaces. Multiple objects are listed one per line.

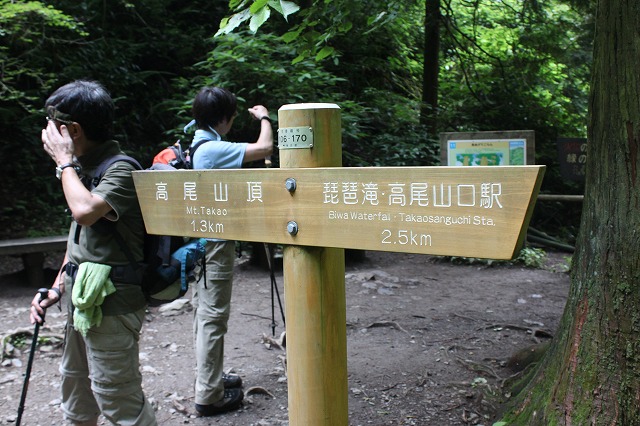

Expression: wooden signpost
xmin=133 ymin=104 xmax=545 ymax=426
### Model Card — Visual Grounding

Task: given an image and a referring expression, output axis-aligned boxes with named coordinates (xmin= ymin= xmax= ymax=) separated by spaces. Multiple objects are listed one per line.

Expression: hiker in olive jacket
xmin=30 ymin=80 xmax=156 ymax=426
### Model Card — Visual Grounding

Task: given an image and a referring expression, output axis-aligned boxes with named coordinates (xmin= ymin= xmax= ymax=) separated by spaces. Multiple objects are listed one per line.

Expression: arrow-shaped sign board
xmin=133 ymin=165 xmax=544 ymax=260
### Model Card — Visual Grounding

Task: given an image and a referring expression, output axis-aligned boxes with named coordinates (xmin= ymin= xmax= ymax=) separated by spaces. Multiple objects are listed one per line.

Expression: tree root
xmin=246 ymin=386 xmax=276 ymax=399
xmin=366 ymin=320 xmax=409 ymax=334
xmin=453 ymin=355 xmax=502 ymax=381
xmin=481 ymin=323 xmax=553 ymax=343
xmin=1 ymin=327 xmax=64 ymax=362
xmin=452 ymin=312 xmax=487 ymax=323
xmin=261 ymin=331 xmax=286 ymax=350
xmin=277 ymin=354 xmax=287 ymax=377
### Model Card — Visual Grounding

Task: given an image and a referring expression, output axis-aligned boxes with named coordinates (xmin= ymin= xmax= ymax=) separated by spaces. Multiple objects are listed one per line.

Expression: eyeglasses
xmin=46 ymin=116 xmax=75 ymax=126
xmin=45 ymin=105 xmax=75 ymax=126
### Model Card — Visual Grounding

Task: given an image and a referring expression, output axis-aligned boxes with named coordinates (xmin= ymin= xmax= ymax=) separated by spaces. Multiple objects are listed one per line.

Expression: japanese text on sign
xmin=154 ymin=180 xmax=504 ymax=210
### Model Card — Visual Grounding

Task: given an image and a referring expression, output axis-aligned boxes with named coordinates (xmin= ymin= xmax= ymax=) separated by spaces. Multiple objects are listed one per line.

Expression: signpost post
xmin=133 ymin=104 xmax=545 ymax=426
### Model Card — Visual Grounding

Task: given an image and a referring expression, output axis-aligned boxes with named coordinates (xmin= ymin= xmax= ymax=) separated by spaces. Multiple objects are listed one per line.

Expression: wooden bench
xmin=0 ymin=235 xmax=67 ymax=286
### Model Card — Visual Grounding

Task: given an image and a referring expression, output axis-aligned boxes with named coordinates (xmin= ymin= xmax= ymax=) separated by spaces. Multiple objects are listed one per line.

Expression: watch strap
xmin=56 ymin=162 xmax=81 ymax=179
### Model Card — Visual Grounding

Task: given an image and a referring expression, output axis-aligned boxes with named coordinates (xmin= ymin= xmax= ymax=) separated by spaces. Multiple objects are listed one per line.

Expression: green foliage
xmin=443 ymin=247 xmax=548 ymax=269
xmin=0 ymin=0 xmax=225 ymax=238
xmin=0 ymin=1 xmax=85 ymax=110
xmin=0 ymin=0 xmax=593 ymax=242
xmin=0 ymin=1 xmax=87 ymax=237
xmin=173 ymin=31 xmax=353 ymax=155
xmin=176 ymin=27 xmax=437 ymax=167
xmin=341 ymin=89 xmax=438 ymax=167
xmin=515 ymin=247 xmax=547 ymax=269
xmin=436 ymin=0 xmax=592 ymax=236
xmin=217 ymin=0 xmax=403 ymax=64
xmin=439 ymin=0 xmax=591 ymax=138
xmin=9 ymin=333 xmax=27 ymax=350
xmin=217 ymin=0 xmax=300 ymax=36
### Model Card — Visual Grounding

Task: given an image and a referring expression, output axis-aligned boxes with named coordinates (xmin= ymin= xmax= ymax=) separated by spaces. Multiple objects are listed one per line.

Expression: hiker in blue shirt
xmin=187 ymin=86 xmax=273 ymax=416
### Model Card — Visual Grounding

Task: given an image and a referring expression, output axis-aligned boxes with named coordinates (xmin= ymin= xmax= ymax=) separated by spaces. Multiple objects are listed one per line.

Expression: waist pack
xmin=143 ymin=236 xmax=207 ymax=305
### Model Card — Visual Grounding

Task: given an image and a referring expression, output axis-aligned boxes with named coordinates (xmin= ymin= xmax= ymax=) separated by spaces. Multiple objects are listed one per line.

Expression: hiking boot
xmin=223 ymin=372 xmax=243 ymax=388
xmin=195 ymin=388 xmax=244 ymax=416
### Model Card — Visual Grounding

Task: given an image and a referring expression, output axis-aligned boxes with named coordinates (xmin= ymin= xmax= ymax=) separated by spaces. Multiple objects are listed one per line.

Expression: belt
xmin=64 ymin=262 xmax=142 ymax=285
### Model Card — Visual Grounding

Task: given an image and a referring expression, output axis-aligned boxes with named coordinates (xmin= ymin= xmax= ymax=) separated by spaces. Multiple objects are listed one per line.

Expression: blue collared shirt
xmin=190 ymin=128 xmax=247 ymax=170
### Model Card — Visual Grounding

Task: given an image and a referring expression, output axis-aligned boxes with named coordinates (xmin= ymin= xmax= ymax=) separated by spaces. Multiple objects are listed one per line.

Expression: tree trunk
xmin=502 ymin=1 xmax=640 ymax=424
xmin=421 ymin=0 xmax=440 ymax=138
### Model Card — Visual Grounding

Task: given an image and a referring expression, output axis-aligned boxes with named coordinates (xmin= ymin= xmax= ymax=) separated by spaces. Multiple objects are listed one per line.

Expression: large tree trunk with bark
xmin=502 ymin=1 xmax=640 ymax=424
xmin=421 ymin=0 xmax=440 ymax=138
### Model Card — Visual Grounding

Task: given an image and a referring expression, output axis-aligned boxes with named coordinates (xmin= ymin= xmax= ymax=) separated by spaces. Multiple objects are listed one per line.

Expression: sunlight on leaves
xmin=250 ymin=0 xmax=269 ymax=14
xmin=249 ymin=6 xmax=271 ymax=33
xmin=216 ymin=8 xmax=252 ymax=36
xmin=269 ymin=0 xmax=300 ymax=21
xmin=315 ymin=46 xmax=335 ymax=61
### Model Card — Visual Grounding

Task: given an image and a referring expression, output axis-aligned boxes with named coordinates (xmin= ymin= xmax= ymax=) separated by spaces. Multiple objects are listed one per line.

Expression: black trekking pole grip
xmin=16 ymin=288 xmax=49 ymax=426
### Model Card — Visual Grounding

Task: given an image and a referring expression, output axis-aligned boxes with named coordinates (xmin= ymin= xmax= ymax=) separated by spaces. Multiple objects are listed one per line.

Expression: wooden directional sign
xmin=132 ymin=165 xmax=544 ymax=260
xmin=134 ymin=104 xmax=544 ymax=426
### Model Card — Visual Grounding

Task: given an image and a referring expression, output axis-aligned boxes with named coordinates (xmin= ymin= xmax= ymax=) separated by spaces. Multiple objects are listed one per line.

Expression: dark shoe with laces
xmin=223 ymin=372 xmax=243 ymax=389
xmin=195 ymin=388 xmax=244 ymax=416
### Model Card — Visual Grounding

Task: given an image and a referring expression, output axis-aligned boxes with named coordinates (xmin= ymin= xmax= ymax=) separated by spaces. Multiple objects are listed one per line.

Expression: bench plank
xmin=0 ymin=235 xmax=67 ymax=286
xmin=0 ymin=235 xmax=67 ymax=256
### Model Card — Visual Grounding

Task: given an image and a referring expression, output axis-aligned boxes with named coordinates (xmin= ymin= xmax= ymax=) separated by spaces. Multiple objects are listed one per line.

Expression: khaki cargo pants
xmin=60 ymin=297 xmax=156 ymax=425
xmin=192 ymin=240 xmax=235 ymax=405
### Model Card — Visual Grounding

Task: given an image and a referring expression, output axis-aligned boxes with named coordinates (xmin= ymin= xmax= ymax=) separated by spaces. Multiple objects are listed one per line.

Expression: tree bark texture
xmin=503 ymin=1 xmax=640 ymax=424
xmin=421 ymin=0 xmax=440 ymax=138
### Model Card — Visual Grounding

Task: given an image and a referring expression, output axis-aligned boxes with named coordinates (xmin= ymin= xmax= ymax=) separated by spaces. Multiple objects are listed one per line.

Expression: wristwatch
xmin=55 ymin=162 xmax=82 ymax=180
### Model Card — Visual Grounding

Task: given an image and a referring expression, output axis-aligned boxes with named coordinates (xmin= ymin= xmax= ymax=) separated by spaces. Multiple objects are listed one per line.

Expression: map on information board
xmin=447 ymin=139 xmax=526 ymax=166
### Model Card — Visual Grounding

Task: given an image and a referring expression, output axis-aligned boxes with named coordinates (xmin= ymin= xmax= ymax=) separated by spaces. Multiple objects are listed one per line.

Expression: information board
xmin=133 ymin=166 xmax=545 ymax=260
xmin=557 ymin=137 xmax=587 ymax=182
xmin=440 ymin=130 xmax=535 ymax=166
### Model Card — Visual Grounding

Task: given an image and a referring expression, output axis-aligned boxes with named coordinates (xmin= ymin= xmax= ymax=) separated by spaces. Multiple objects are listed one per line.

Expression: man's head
xmin=45 ymin=80 xmax=114 ymax=143
xmin=192 ymin=87 xmax=237 ymax=130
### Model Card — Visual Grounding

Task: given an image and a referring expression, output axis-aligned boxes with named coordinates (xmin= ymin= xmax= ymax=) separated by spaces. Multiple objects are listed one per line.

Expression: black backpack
xmin=83 ymin=154 xmax=206 ymax=306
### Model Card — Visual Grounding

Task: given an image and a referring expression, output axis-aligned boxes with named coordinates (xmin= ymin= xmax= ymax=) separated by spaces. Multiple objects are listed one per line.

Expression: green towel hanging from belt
xmin=72 ymin=262 xmax=116 ymax=336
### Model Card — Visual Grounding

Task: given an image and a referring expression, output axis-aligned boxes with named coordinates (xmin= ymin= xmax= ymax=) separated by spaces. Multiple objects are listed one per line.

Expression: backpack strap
xmin=82 ymin=154 xmax=142 ymax=190
xmin=177 ymin=248 xmax=189 ymax=293
xmin=187 ymin=139 xmax=209 ymax=169
xmin=78 ymin=154 xmax=145 ymax=279
xmin=157 ymin=235 xmax=173 ymax=266
xmin=168 ymin=145 xmax=184 ymax=168
xmin=111 ymin=228 xmax=144 ymax=281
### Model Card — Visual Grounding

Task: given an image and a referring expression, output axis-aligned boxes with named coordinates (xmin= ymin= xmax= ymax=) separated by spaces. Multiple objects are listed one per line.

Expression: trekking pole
xmin=263 ymin=153 xmax=285 ymax=336
xmin=16 ymin=288 xmax=49 ymax=426
xmin=264 ymin=243 xmax=285 ymax=336
xmin=269 ymin=248 xmax=276 ymax=337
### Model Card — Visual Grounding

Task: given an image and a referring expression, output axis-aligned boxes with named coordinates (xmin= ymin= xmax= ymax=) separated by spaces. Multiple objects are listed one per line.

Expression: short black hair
xmin=192 ymin=87 xmax=237 ymax=130
xmin=45 ymin=80 xmax=114 ymax=143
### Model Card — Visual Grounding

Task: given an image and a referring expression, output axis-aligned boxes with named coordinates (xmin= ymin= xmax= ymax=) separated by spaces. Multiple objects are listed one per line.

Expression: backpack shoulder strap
xmin=83 ymin=154 xmax=144 ymax=271
xmin=84 ymin=154 xmax=143 ymax=190
xmin=187 ymin=140 xmax=210 ymax=169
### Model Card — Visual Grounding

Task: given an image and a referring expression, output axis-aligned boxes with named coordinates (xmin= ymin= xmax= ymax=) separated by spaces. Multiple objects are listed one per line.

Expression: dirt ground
xmin=0 ymin=247 xmax=571 ymax=426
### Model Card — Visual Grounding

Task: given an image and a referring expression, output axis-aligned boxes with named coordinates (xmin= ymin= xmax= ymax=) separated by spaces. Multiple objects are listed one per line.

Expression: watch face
xmin=56 ymin=163 xmax=78 ymax=180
